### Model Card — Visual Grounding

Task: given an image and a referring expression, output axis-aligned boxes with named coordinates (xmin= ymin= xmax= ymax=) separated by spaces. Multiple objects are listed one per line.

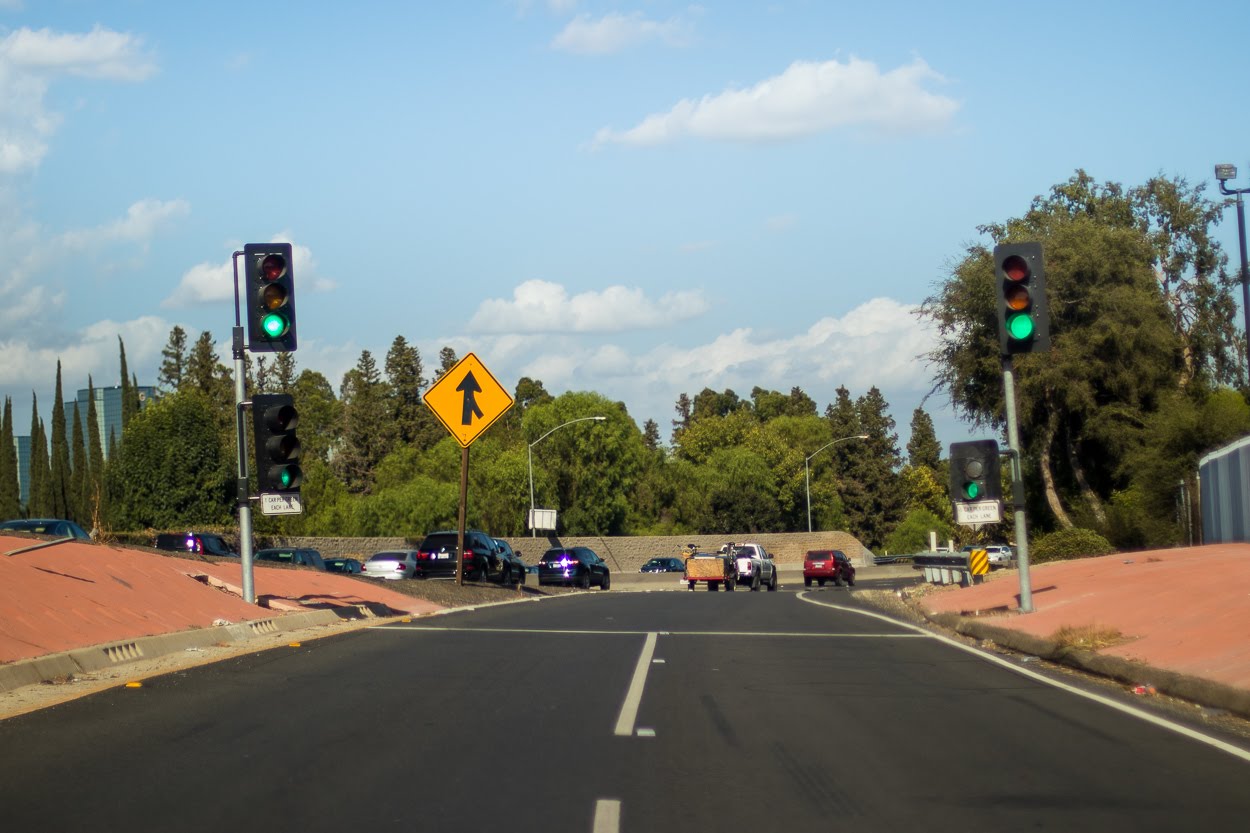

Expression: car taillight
xmin=417 ymin=551 xmax=430 ymax=560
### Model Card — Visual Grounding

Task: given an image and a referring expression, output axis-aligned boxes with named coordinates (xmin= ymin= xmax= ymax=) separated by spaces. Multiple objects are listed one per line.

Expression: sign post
xmin=424 ymin=353 xmax=514 ymax=585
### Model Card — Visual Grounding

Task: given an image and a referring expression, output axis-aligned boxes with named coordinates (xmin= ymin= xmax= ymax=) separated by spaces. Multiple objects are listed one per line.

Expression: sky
xmin=2 ymin=0 xmax=1249 ymax=454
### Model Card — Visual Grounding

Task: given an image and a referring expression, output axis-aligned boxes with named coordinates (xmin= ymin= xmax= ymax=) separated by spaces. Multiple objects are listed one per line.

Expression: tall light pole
xmin=805 ymin=434 xmax=869 ymax=533
xmin=527 ymin=416 xmax=607 ymax=537
xmin=1216 ymin=164 xmax=1250 ymax=376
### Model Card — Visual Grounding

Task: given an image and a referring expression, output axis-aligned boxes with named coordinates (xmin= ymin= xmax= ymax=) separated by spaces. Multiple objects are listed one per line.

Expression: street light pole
xmin=1216 ymin=164 xmax=1250 ymax=376
xmin=527 ymin=416 xmax=607 ymax=537
xmin=805 ymin=434 xmax=869 ymax=532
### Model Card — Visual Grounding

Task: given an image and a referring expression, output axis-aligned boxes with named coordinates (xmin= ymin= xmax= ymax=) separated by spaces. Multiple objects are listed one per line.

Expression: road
xmin=1 ymin=587 xmax=1248 ymax=832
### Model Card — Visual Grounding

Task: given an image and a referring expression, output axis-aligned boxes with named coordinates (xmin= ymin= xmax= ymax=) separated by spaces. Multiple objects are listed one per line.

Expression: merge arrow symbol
xmin=457 ymin=371 xmax=484 ymax=426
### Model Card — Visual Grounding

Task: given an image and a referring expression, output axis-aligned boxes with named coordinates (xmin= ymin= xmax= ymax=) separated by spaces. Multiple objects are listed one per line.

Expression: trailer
xmin=684 ymin=552 xmax=736 ymax=592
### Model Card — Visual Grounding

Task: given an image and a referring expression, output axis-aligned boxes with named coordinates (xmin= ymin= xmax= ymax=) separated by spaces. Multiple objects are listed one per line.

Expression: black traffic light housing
xmin=252 ymin=393 xmax=302 ymax=494
xmin=994 ymin=242 xmax=1049 ymax=355
xmin=244 ymin=242 xmax=297 ymax=352
xmin=949 ymin=440 xmax=1002 ymax=503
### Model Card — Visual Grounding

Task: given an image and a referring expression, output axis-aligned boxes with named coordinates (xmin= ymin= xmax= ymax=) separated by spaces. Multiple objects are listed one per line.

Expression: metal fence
xmin=1199 ymin=434 xmax=1250 ymax=544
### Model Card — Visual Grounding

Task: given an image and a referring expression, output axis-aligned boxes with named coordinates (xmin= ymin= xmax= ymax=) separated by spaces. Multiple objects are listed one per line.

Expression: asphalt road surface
xmin=2 ymin=588 xmax=1248 ymax=832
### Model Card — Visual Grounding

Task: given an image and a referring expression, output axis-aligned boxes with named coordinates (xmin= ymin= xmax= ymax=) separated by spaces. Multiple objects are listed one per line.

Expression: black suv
xmin=537 ymin=546 xmax=610 ymax=590
xmin=154 ymin=532 xmax=239 ymax=558
xmin=414 ymin=530 xmax=498 ymax=580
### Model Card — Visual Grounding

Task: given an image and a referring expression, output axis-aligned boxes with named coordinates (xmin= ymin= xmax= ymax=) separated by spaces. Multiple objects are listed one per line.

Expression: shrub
xmin=1030 ymin=527 xmax=1115 ymax=563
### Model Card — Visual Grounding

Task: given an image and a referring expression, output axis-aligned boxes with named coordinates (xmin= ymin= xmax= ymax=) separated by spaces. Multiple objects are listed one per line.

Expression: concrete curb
xmin=928 ymin=612 xmax=1250 ymax=722
xmin=0 ymin=608 xmax=361 ymax=694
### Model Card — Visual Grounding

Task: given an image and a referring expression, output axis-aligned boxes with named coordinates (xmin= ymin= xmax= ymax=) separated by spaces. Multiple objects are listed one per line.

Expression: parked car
xmin=0 ymin=518 xmax=92 ymax=540
xmin=640 ymin=556 xmax=685 ymax=573
xmin=323 ymin=557 xmax=363 ymax=575
xmin=414 ymin=530 xmax=498 ymax=580
xmin=153 ymin=532 xmax=239 ymax=558
xmin=803 ymin=549 xmax=856 ymax=588
xmin=492 ymin=538 xmax=527 ymax=585
xmin=362 ymin=550 xmax=420 ymax=580
xmin=254 ymin=547 xmax=326 ymax=570
xmin=961 ymin=544 xmax=1015 ymax=569
xmin=537 ymin=546 xmax=610 ymax=590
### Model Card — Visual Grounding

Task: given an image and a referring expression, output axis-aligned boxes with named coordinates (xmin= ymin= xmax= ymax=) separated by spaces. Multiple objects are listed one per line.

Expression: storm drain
xmin=247 ymin=620 xmax=279 ymax=636
xmin=103 ymin=642 xmax=144 ymax=663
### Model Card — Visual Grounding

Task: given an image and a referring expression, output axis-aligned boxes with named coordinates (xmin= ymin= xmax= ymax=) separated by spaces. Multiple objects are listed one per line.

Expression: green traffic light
xmin=1007 ymin=312 xmax=1035 ymax=341
xmin=963 ymin=481 xmax=980 ymax=500
xmin=279 ymin=468 xmax=293 ymax=488
xmin=261 ymin=312 xmax=289 ymax=338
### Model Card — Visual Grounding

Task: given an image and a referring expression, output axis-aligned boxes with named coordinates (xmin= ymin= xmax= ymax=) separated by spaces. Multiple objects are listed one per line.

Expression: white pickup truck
xmin=720 ymin=542 xmax=778 ymax=591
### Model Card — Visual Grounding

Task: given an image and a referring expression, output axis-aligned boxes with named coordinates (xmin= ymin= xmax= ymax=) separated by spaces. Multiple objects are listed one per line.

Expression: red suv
xmin=803 ymin=550 xmax=856 ymax=587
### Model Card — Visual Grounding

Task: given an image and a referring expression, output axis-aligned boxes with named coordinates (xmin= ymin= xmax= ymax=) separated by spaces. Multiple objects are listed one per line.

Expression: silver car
xmin=362 ymin=550 xmax=419 ymax=580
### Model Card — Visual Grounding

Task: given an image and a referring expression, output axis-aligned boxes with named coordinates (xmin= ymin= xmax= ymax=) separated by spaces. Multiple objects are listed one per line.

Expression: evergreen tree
xmin=671 ymin=392 xmax=692 ymax=444
xmin=86 ymin=377 xmax=105 ymax=525
xmin=436 ymin=346 xmax=458 ymax=379
xmin=253 ymin=355 xmax=269 ymax=393
xmin=385 ymin=335 xmax=426 ymax=446
xmin=49 ymin=361 xmax=74 ymax=519
xmin=185 ymin=330 xmax=233 ymax=421
xmin=271 ymin=352 xmax=297 ymax=392
xmin=291 ymin=370 xmax=340 ymax=463
xmin=642 ymin=419 xmax=661 ymax=452
xmin=849 ymin=387 xmax=903 ymax=550
xmin=27 ymin=397 xmax=51 ymax=517
xmin=157 ymin=325 xmax=188 ymax=393
xmin=70 ymin=401 xmax=87 ymax=525
xmin=907 ymin=406 xmax=942 ymax=470
xmin=0 ymin=397 xmax=20 ymax=519
xmin=119 ymin=337 xmax=137 ymax=429
xmin=336 ymin=350 xmax=394 ymax=493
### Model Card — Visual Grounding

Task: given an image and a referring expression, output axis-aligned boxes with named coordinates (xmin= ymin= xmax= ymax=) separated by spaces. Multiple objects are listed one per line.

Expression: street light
xmin=805 ymin=434 xmax=869 ymax=533
xmin=527 ymin=416 xmax=607 ymax=537
xmin=1216 ymin=164 xmax=1250 ymax=377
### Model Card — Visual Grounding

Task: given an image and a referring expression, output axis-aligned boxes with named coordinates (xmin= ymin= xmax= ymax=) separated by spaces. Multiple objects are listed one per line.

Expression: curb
xmin=927 ymin=611 xmax=1250 ymax=722
xmin=0 ymin=608 xmax=365 ymax=694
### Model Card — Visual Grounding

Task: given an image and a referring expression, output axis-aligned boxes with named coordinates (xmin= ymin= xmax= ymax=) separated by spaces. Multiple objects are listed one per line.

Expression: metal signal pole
xmin=1001 ymin=357 xmax=1033 ymax=614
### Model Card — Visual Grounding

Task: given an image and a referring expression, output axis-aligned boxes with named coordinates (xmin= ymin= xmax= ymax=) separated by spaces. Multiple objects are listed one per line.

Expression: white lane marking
xmin=593 ymin=799 xmax=621 ymax=833
xmin=377 ymin=625 xmax=919 ymax=638
xmin=636 ymin=728 xmax=656 ymax=737
xmin=797 ymin=592 xmax=1250 ymax=765
xmin=614 ymin=632 xmax=658 ymax=737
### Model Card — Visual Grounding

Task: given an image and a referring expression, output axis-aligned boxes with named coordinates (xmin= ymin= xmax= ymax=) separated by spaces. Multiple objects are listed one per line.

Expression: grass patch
xmin=1050 ymin=624 xmax=1126 ymax=651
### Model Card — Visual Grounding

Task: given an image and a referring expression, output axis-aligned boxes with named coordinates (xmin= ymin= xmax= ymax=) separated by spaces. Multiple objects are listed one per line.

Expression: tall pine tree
xmin=0 ymin=397 xmax=19 ymax=519
xmin=49 ymin=361 xmax=74 ymax=519
xmin=70 ymin=401 xmax=87 ymax=525
xmin=27 ymin=397 xmax=51 ymax=517
xmin=86 ymin=377 xmax=106 ymax=527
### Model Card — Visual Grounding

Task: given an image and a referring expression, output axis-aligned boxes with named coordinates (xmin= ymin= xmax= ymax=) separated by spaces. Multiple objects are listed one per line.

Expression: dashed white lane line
xmin=593 ymin=798 xmax=621 ymax=833
xmin=614 ymin=632 xmax=658 ymax=737
xmin=797 ymin=592 xmax=1250 ymax=765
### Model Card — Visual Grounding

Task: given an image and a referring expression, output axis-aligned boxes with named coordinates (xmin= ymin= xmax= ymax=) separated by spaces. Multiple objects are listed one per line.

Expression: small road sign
xmin=259 ymin=492 xmax=303 ymax=516
xmin=954 ymin=499 xmax=1003 ymax=526
xmin=968 ymin=548 xmax=990 ymax=576
xmin=423 ymin=353 xmax=514 ymax=447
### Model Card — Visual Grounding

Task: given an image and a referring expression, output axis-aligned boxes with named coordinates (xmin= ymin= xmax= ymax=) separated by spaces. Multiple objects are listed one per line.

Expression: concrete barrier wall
xmin=264 ymin=531 xmax=867 ymax=574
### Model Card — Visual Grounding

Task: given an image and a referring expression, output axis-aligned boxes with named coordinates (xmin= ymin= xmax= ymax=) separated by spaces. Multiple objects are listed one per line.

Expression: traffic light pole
xmin=232 ymin=251 xmax=256 ymax=604
xmin=1002 ymin=357 xmax=1033 ymax=613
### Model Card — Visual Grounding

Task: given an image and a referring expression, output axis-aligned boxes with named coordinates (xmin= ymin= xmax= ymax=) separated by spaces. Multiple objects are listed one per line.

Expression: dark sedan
xmin=0 ymin=518 xmax=92 ymax=540
xmin=492 ymin=538 xmax=527 ymax=585
xmin=640 ymin=556 xmax=685 ymax=573
xmin=323 ymin=557 xmax=363 ymax=574
xmin=537 ymin=546 xmax=610 ymax=590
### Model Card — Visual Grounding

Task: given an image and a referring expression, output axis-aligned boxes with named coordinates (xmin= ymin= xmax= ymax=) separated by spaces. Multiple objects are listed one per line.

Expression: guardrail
xmin=911 ymin=551 xmax=989 ymax=586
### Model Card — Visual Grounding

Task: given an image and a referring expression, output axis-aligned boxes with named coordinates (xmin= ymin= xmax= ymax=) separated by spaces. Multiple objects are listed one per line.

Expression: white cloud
xmin=60 ymin=198 xmax=190 ymax=249
xmin=0 ymin=26 xmax=156 ymax=174
xmin=552 ymin=11 xmax=690 ymax=55
xmin=0 ymin=315 xmax=169 ymax=391
xmin=470 ymin=279 xmax=710 ymax=333
xmin=593 ymin=56 xmax=958 ymax=146
xmin=162 ymin=237 xmax=331 ymax=308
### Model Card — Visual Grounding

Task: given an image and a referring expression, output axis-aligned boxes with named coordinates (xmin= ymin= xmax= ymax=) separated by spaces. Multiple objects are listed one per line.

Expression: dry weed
xmin=1050 ymin=624 xmax=1125 ymax=651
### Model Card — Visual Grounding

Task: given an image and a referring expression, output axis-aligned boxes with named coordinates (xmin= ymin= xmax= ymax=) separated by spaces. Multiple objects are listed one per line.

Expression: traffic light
xmin=949 ymin=440 xmax=1001 ymax=503
xmin=252 ymin=393 xmax=302 ymax=494
xmin=994 ymin=242 xmax=1049 ymax=355
xmin=244 ymin=242 xmax=297 ymax=352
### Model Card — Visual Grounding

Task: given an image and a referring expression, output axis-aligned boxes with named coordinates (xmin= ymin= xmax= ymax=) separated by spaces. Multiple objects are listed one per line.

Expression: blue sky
xmin=2 ymin=0 xmax=1249 ymax=453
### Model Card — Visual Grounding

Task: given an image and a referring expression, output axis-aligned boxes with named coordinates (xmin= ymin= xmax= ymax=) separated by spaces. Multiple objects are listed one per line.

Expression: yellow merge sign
xmin=423 ymin=353 xmax=514 ymax=447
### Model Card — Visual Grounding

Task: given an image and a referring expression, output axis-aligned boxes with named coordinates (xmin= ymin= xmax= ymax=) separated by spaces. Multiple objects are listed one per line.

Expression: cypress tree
xmin=28 ymin=397 xmax=51 ymax=517
xmin=119 ymin=336 xmax=136 ymax=429
xmin=71 ymin=400 xmax=87 ymax=525
xmin=49 ymin=361 xmax=73 ymax=519
xmin=0 ymin=397 xmax=19 ymax=519
xmin=86 ymin=377 xmax=105 ymax=527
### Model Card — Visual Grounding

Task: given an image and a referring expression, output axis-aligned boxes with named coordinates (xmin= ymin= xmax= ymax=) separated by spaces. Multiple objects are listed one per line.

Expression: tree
xmin=85 ymin=377 xmax=105 ymax=526
xmin=184 ymin=330 xmax=232 ymax=410
xmin=0 ymin=397 xmax=20 ymax=519
xmin=919 ymin=171 xmax=1207 ymax=535
xmin=435 ymin=346 xmax=458 ymax=379
xmin=27 ymin=399 xmax=51 ymax=517
xmin=270 ymin=352 xmax=297 ymax=392
xmin=119 ymin=336 xmax=136 ymax=429
xmin=70 ymin=401 xmax=87 ymax=526
xmin=671 ymin=392 xmax=692 ymax=444
xmin=336 ymin=350 xmax=393 ymax=493
xmin=105 ymin=390 xmax=233 ymax=529
xmin=49 ymin=361 xmax=74 ymax=520
xmin=844 ymin=387 xmax=903 ymax=550
xmin=907 ymin=406 xmax=942 ymax=471
xmin=157 ymin=325 xmax=188 ymax=393
xmin=385 ymin=335 xmax=427 ymax=446
xmin=291 ymin=370 xmax=340 ymax=464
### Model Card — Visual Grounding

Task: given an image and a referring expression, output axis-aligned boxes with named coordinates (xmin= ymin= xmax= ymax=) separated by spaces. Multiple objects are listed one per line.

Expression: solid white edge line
xmin=593 ymin=798 xmax=621 ymax=833
xmin=614 ymin=632 xmax=658 ymax=737
xmin=797 ymin=591 xmax=1250 ymax=764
